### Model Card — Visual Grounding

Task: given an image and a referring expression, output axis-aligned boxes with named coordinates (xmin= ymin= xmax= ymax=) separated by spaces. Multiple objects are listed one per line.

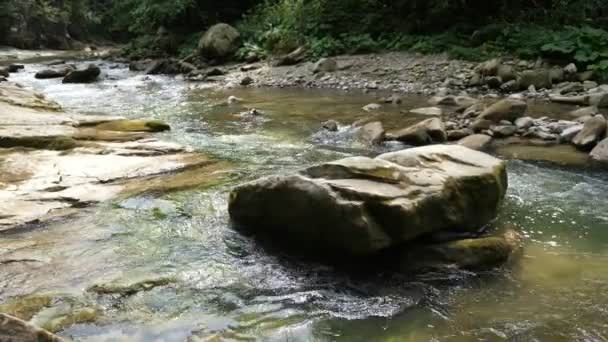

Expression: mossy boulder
xmin=198 ymin=23 xmax=240 ymax=59
xmin=0 ymin=314 xmax=65 ymax=342
xmin=87 ymin=274 xmax=175 ymax=296
xmin=229 ymin=145 xmax=507 ymax=257
xmin=399 ymin=230 xmax=523 ymax=272
xmin=95 ymin=119 xmax=171 ymax=133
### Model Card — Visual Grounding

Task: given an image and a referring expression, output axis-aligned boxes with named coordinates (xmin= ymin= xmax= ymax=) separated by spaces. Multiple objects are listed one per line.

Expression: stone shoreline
xmin=0 ymin=81 xmax=228 ymax=232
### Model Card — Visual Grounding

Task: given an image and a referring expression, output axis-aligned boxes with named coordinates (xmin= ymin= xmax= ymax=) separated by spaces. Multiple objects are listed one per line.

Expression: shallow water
xmin=1 ymin=61 xmax=608 ymax=341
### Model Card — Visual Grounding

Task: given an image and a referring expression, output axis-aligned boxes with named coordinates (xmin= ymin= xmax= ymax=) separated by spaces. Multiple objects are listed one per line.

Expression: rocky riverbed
xmin=1 ymin=50 xmax=608 ymax=341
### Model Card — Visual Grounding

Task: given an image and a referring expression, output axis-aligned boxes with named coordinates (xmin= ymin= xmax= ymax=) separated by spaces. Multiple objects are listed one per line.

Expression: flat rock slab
xmin=0 ymin=82 xmax=228 ymax=231
xmin=229 ymin=145 xmax=507 ymax=257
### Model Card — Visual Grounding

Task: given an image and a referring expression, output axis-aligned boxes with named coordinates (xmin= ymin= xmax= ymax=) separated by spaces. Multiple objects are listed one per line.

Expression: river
xmin=1 ymin=60 xmax=608 ymax=341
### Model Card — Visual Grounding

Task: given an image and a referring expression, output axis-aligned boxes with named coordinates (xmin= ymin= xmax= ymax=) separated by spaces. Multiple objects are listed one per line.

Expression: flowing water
xmin=1 ymin=60 xmax=608 ymax=341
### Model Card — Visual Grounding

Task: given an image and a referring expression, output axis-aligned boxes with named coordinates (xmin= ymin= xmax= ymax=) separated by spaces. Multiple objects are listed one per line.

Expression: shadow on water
xmin=1 ymin=61 xmax=607 ymax=341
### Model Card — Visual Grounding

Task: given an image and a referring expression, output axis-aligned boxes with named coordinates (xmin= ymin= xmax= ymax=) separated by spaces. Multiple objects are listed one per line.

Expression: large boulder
xmin=0 ymin=313 xmax=65 ymax=342
xmin=458 ymin=134 xmax=493 ymax=151
xmin=229 ymin=145 xmax=507 ymax=257
xmin=35 ymin=68 xmax=70 ymax=79
xmin=389 ymin=118 xmax=446 ymax=146
xmin=477 ymin=98 xmax=527 ymax=123
xmin=62 ymin=65 xmax=100 ymax=84
xmin=198 ymin=23 xmax=240 ymax=59
xmin=572 ymin=115 xmax=607 ymax=150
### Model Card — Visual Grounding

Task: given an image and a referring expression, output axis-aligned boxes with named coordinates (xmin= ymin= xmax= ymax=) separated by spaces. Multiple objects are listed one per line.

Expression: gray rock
xmin=240 ymin=76 xmax=254 ymax=86
xmin=478 ymin=58 xmax=501 ymax=76
xmin=429 ymin=95 xmax=477 ymax=108
xmin=35 ymin=68 xmax=69 ymax=79
xmin=458 ymin=134 xmax=493 ymax=151
xmin=228 ymin=145 xmax=507 ymax=257
xmin=590 ymin=138 xmax=608 ymax=163
xmin=198 ymin=23 xmax=240 ymax=59
xmin=485 ymin=76 xmax=502 ymax=89
xmin=497 ymin=64 xmax=516 ymax=82
xmin=560 ymin=124 xmax=584 ymax=142
xmin=471 ymin=119 xmax=494 ymax=132
xmin=519 ymin=69 xmax=552 ymax=90
xmin=313 ymin=58 xmax=338 ymax=74
xmin=491 ymin=125 xmax=517 ymax=137
xmin=274 ymin=46 xmax=307 ymax=66
xmin=572 ymin=115 xmax=607 ymax=150
xmin=447 ymin=128 xmax=473 ymax=141
xmin=356 ymin=121 xmax=385 ymax=145
xmin=569 ymin=106 xmax=599 ymax=118
xmin=564 ymin=63 xmax=578 ymax=76
xmin=322 ymin=120 xmax=339 ymax=132
xmin=478 ymin=98 xmax=528 ymax=123
xmin=8 ymin=64 xmax=24 ymax=72
xmin=500 ymin=79 xmax=520 ymax=93
xmin=515 ymin=117 xmax=534 ymax=130
xmin=390 ymin=118 xmax=447 ymax=145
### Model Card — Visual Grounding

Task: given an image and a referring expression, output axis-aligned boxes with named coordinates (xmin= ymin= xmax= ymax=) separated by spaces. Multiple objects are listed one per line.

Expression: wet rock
xmin=31 ymin=305 xmax=98 ymax=333
xmin=95 ymin=119 xmax=171 ymax=132
xmin=228 ymin=145 xmax=507 ymax=257
xmin=523 ymin=129 xmax=558 ymax=141
xmin=478 ymin=98 xmax=527 ymax=123
xmin=129 ymin=60 xmax=151 ymax=71
xmin=0 ymin=67 xmax=8 ymax=77
xmin=429 ymin=95 xmax=477 ymax=108
xmin=500 ymin=79 xmax=520 ymax=93
xmin=590 ymin=138 xmax=608 ymax=163
xmin=227 ymin=95 xmax=242 ymax=104
xmin=577 ymin=70 xmax=594 ymax=82
xmin=313 ymin=58 xmax=337 ymax=74
xmin=568 ymin=106 xmax=598 ymax=118
xmin=356 ymin=121 xmax=385 ymax=145
xmin=274 ymin=46 xmax=307 ymax=66
xmin=410 ymin=107 xmax=442 ymax=116
xmin=491 ymin=125 xmax=517 ymax=137
xmin=389 ymin=118 xmax=446 ymax=146
xmin=519 ymin=69 xmax=552 ymax=90
xmin=447 ymin=128 xmax=473 ymax=141
xmin=515 ymin=117 xmax=534 ymax=130
xmin=0 ymin=294 xmax=52 ymax=321
xmin=0 ymin=76 xmax=7 ymax=83
xmin=496 ymin=143 xmax=588 ymax=166
xmin=198 ymin=23 xmax=240 ymax=59
xmin=572 ymin=115 xmax=607 ymax=150
xmin=363 ymin=103 xmax=381 ymax=112
xmin=560 ymin=124 xmax=584 ymax=143
xmin=88 ymin=274 xmax=175 ymax=295
xmin=399 ymin=230 xmax=522 ymax=272
xmin=240 ymin=76 xmax=253 ymax=86
xmin=471 ymin=119 xmax=494 ymax=132
xmin=35 ymin=69 xmax=69 ymax=79
xmin=62 ymin=64 xmax=101 ymax=84
xmin=0 ymin=313 xmax=65 ymax=342
xmin=8 ymin=64 xmax=24 ymax=72
xmin=458 ymin=134 xmax=492 ymax=151
xmin=322 ymin=120 xmax=339 ymax=132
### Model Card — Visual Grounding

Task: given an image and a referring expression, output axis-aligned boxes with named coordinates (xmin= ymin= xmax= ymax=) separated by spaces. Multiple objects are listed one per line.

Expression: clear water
xmin=1 ymin=61 xmax=607 ymax=341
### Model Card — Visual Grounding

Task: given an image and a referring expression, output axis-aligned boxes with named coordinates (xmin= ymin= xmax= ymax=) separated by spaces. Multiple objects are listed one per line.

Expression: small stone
xmin=458 ymin=134 xmax=492 ymax=151
xmin=491 ymin=125 xmax=517 ymax=137
xmin=515 ymin=117 xmax=534 ymax=130
xmin=322 ymin=120 xmax=339 ymax=132
xmin=560 ymin=124 xmax=584 ymax=143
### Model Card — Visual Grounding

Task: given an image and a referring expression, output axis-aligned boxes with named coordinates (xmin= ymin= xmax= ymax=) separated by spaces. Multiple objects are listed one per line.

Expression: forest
xmin=1 ymin=0 xmax=608 ymax=76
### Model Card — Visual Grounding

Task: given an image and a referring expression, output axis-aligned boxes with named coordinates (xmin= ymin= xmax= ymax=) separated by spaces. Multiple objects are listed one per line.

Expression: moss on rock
xmin=95 ymin=119 xmax=171 ymax=133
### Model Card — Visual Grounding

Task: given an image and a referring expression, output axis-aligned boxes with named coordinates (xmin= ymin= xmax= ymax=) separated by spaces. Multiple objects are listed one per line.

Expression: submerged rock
xmin=95 ymin=119 xmax=171 ymax=132
xmin=88 ymin=274 xmax=175 ymax=295
xmin=410 ymin=106 xmax=442 ymax=116
xmin=229 ymin=145 xmax=507 ymax=257
xmin=321 ymin=119 xmax=339 ymax=132
xmin=399 ymin=230 xmax=523 ymax=271
xmin=0 ymin=313 xmax=65 ymax=342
